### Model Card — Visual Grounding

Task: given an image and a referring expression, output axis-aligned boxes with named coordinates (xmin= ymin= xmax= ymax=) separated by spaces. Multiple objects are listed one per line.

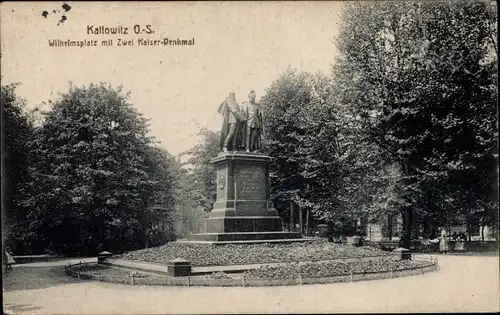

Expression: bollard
xmin=167 ymin=258 xmax=191 ymax=277
xmin=350 ymin=271 xmax=353 ymax=282
xmin=390 ymin=268 xmax=393 ymax=278
xmin=299 ymin=273 xmax=303 ymax=286
xmin=131 ymin=273 xmax=135 ymax=286
xmin=187 ymin=275 xmax=191 ymax=287
xmin=242 ymin=275 xmax=246 ymax=287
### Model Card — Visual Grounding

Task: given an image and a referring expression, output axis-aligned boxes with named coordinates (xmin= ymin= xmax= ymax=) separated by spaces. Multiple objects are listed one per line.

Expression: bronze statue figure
xmin=242 ymin=90 xmax=263 ymax=152
xmin=217 ymin=92 xmax=246 ymax=152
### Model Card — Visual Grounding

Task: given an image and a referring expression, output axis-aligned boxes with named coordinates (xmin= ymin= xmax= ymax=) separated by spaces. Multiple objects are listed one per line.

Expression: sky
xmin=1 ymin=1 xmax=343 ymax=156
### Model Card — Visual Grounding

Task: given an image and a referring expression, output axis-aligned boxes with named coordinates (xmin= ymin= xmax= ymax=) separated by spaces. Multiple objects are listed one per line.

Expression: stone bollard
xmin=392 ymin=247 xmax=411 ymax=260
xmin=167 ymin=258 xmax=192 ymax=277
xmin=97 ymin=251 xmax=113 ymax=263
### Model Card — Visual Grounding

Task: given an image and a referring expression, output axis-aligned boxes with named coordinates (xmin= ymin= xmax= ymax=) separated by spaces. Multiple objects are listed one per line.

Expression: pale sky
xmin=1 ymin=1 xmax=343 ymax=156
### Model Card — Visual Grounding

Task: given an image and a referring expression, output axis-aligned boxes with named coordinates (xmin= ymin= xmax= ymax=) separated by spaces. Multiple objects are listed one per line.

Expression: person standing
xmin=439 ymin=228 xmax=449 ymax=254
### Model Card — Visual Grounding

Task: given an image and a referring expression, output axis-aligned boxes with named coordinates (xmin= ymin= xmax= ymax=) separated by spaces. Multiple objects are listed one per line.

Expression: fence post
xmin=299 ymin=273 xmax=303 ymax=286
xmin=242 ymin=275 xmax=246 ymax=287
xmin=187 ymin=275 xmax=190 ymax=287
xmin=131 ymin=273 xmax=135 ymax=286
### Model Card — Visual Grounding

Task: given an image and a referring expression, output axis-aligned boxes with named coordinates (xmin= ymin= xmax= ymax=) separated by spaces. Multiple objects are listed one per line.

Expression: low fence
xmin=373 ymin=240 xmax=499 ymax=253
xmin=65 ymin=256 xmax=438 ymax=287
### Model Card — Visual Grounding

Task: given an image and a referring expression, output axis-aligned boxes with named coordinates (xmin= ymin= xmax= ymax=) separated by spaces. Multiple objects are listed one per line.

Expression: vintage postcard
xmin=2 ymin=1 xmax=499 ymax=314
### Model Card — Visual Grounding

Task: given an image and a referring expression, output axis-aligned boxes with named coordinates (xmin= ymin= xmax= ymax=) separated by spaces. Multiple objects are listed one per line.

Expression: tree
xmin=334 ymin=1 xmax=498 ymax=246
xmin=1 ymin=83 xmax=36 ymax=253
xmin=261 ymin=68 xmax=395 ymax=234
xmin=179 ymin=128 xmax=219 ymax=213
xmin=261 ymin=69 xmax=334 ymax=224
xmin=172 ymin=166 xmax=208 ymax=237
xmin=26 ymin=83 xmax=177 ymax=255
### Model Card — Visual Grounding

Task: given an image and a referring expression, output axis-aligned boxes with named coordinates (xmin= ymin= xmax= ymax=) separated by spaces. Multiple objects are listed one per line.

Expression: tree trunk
xmin=387 ymin=214 xmax=393 ymax=240
xmin=299 ymin=205 xmax=303 ymax=236
xmin=399 ymin=206 xmax=413 ymax=249
xmin=467 ymin=221 xmax=472 ymax=242
xmin=422 ymin=216 xmax=430 ymax=239
xmin=305 ymin=208 xmax=310 ymax=236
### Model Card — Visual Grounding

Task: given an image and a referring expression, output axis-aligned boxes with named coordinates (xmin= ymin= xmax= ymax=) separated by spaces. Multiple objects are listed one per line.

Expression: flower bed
xmin=116 ymin=240 xmax=389 ymax=266
xmin=242 ymin=256 xmax=431 ymax=279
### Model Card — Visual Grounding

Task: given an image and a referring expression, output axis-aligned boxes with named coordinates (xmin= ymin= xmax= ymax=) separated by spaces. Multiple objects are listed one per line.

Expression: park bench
xmin=378 ymin=239 xmax=399 ymax=251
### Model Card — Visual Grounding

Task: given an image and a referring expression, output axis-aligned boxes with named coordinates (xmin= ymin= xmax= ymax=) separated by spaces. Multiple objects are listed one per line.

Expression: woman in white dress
xmin=439 ymin=229 xmax=449 ymax=254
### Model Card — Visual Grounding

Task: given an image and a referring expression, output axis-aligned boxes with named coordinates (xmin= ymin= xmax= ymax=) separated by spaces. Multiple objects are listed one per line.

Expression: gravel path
xmin=3 ymin=253 xmax=499 ymax=314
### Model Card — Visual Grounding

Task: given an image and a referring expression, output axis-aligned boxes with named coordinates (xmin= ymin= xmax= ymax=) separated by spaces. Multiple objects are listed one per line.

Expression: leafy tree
xmin=172 ymin=166 xmax=208 ymax=237
xmin=1 ymin=83 xmax=36 ymax=253
xmin=26 ymin=83 xmax=177 ymax=255
xmin=334 ymin=1 xmax=498 ymax=246
xmin=261 ymin=69 xmax=381 ymax=233
xmin=261 ymin=69 xmax=334 ymax=223
xmin=179 ymin=128 xmax=219 ymax=213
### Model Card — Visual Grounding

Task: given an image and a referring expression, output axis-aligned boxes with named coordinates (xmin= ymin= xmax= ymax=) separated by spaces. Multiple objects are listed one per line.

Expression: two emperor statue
xmin=217 ymin=90 xmax=263 ymax=153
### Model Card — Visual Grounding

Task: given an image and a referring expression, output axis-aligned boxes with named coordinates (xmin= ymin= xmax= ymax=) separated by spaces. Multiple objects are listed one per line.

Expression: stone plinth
xmin=167 ymin=258 xmax=192 ymax=277
xmin=187 ymin=152 xmax=303 ymax=243
xmin=97 ymin=251 xmax=113 ymax=263
xmin=392 ymin=247 xmax=411 ymax=260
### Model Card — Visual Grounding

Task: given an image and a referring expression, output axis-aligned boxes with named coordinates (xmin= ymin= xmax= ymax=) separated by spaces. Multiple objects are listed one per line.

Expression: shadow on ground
xmin=2 ymin=266 xmax=84 ymax=292
xmin=3 ymin=303 xmax=43 ymax=314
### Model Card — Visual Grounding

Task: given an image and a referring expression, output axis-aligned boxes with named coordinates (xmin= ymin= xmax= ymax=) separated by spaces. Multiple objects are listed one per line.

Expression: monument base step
xmin=206 ymin=216 xmax=284 ymax=233
xmin=184 ymin=231 xmax=305 ymax=244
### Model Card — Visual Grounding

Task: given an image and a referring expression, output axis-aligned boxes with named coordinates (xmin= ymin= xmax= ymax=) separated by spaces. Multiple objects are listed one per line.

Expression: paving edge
xmin=64 ymin=258 xmax=439 ymax=287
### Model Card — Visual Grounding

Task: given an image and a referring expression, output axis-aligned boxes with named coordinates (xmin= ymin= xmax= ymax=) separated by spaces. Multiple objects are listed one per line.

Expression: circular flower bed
xmin=68 ymin=257 xmax=438 ymax=286
xmin=116 ymin=240 xmax=388 ymax=266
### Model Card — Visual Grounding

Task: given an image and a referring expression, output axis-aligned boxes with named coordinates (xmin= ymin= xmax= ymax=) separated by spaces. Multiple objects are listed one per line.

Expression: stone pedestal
xmin=392 ymin=247 xmax=411 ymax=260
xmin=97 ymin=251 xmax=113 ymax=263
xmin=187 ymin=152 xmax=302 ymax=243
xmin=167 ymin=258 xmax=192 ymax=277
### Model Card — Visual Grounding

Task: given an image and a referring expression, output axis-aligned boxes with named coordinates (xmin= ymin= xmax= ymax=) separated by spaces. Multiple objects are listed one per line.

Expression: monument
xmin=186 ymin=91 xmax=303 ymax=243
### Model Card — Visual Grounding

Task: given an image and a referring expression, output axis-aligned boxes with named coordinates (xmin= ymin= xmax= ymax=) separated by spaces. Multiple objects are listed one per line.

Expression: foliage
xmin=261 ymin=69 xmax=338 ymax=221
xmin=172 ymin=166 xmax=208 ymax=237
xmin=1 ymin=83 xmax=37 ymax=252
xmin=334 ymin=0 xmax=498 ymax=245
xmin=20 ymin=83 xmax=177 ymax=255
xmin=179 ymin=128 xmax=219 ymax=213
xmin=260 ymin=68 xmax=400 ymax=232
